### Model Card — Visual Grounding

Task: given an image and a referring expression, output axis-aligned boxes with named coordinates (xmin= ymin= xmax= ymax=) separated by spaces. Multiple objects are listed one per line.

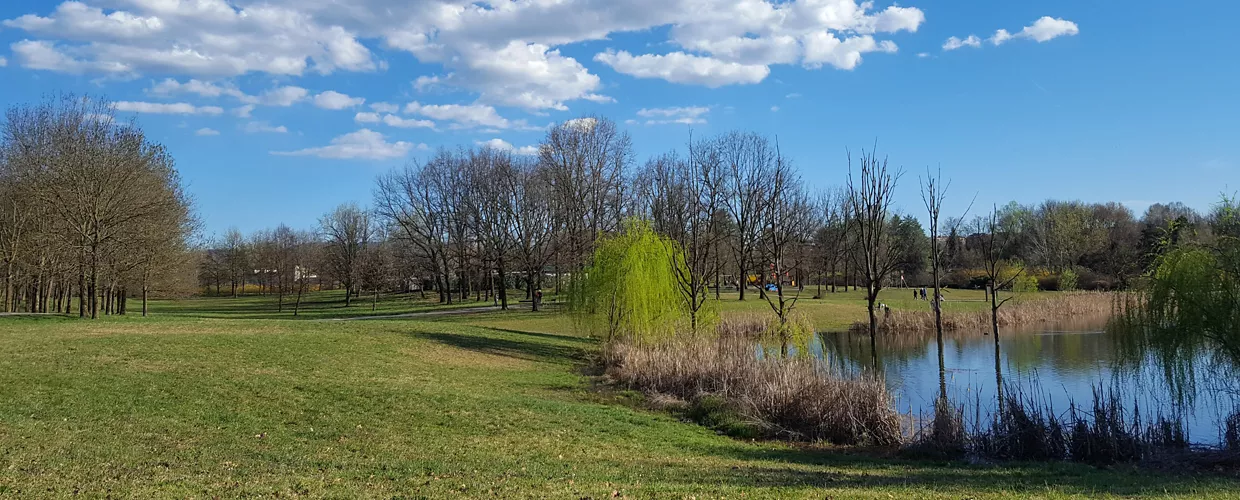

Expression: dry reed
xmin=853 ymin=292 xmax=1117 ymax=334
xmin=603 ymin=316 xmax=902 ymax=446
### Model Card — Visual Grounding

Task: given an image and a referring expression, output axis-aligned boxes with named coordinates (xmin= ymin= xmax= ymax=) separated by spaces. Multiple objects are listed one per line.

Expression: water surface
xmin=812 ymin=316 xmax=1236 ymax=444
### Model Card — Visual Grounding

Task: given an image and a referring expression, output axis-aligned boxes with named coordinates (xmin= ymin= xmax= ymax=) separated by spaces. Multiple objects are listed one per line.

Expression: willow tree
xmin=1123 ymin=196 xmax=1240 ymax=400
xmin=570 ymin=219 xmax=685 ymax=343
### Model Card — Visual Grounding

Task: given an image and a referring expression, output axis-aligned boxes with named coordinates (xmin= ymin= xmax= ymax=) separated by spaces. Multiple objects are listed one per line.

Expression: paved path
xmin=324 ymin=304 xmax=533 ymax=321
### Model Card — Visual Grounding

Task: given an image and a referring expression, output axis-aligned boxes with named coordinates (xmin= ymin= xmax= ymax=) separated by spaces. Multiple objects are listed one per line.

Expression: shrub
xmin=1059 ymin=269 xmax=1080 ymax=292
xmin=1012 ymin=275 xmax=1039 ymax=293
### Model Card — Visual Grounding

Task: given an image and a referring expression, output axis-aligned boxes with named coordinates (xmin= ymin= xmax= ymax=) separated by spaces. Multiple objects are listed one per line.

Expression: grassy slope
xmin=1 ymin=294 xmax=1232 ymax=498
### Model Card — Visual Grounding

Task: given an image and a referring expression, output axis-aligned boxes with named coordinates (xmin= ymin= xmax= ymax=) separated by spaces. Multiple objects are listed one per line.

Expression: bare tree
xmin=505 ymin=156 xmax=554 ymax=311
xmin=541 ymin=116 xmax=632 ymax=274
xmin=2 ymin=94 xmax=194 ymax=318
xmin=223 ymin=227 xmax=248 ymax=296
xmin=374 ymin=161 xmax=452 ymax=304
xmin=811 ymin=188 xmax=847 ymax=297
xmin=976 ymin=205 xmax=1025 ymax=338
xmin=359 ymin=225 xmax=394 ymax=312
xmin=720 ymin=132 xmax=774 ymax=301
xmin=845 ymin=146 xmax=904 ymax=342
xmin=470 ymin=147 xmax=519 ymax=310
xmin=636 ymin=135 xmax=727 ymax=333
xmin=759 ymin=146 xmax=813 ymax=356
xmin=320 ymin=203 xmax=373 ymax=307
xmin=920 ymin=167 xmax=973 ymax=399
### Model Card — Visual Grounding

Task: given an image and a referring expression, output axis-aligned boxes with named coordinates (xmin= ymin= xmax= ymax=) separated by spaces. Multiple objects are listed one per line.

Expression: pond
xmin=809 ymin=316 xmax=1239 ymax=445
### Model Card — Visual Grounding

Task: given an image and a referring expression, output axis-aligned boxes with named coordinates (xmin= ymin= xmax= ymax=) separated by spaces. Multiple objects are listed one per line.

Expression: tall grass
xmin=949 ymin=384 xmax=1202 ymax=465
xmin=854 ymin=292 xmax=1116 ymax=334
xmin=602 ymin=316 xmax=901 ymax=446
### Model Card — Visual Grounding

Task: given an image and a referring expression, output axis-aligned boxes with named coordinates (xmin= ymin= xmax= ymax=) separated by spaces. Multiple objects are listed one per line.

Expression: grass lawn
xmin=160 ymin=285 xmax=1014 ymax=331
xmin=1 ymin=294 xmax=1231 ymax=498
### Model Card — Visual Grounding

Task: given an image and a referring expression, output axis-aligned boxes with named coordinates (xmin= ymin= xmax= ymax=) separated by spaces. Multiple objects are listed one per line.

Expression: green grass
xmin=166 ymin=285 xmax=1013 ymax=330
xmin=1 ymin=294 xmax=1232 ymax=497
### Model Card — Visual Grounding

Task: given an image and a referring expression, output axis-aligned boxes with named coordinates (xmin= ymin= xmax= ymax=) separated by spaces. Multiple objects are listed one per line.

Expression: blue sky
xmin=0 ymin=0 xmax=1236 ymax=237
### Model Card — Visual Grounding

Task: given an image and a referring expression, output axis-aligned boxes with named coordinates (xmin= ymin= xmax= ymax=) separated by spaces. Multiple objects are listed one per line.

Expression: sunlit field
xmin=1 ymin=292 xmax=1234 ymax=498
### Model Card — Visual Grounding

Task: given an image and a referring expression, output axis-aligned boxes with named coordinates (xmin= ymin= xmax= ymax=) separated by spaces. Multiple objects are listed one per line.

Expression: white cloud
xmin=405 ymin=101 xmax=510 ymax=129
xmin=149 ymin=78 xmax=249 ymax=100
xmin=916 ymin=52 xmax=930 ymax=58
xmin=951 ymin=17 xmax=1079 ymax=51
xmin=233 ymin=104 xmax=255 ymax=118
xmin=195 ymin=127 xmax=219 ymax=136
xmin=562 ymin=117 xmax=598 ymax=132
xmin=635 ymin=106 xmax=710 ymax=125
xmin=272 ymin=129 xmax=413 ymax=160
xmin=476 ymin=138 xmax=538 ymax=155
xmin=770 ymin=106 xmax=779 ymax=112
xmin=989 ymin=29 xmax=1013 ymax=46
xmin=4 ymin=1 xmax=374 ymax=77
xmin=0 ymin=56 xmax=7 ymax=67
xmin=242 ymin=121 xmax=288 ymax=134
xmin=313 ymin=90 xmax=365 ymax=110
xmin=802 ymin=33 xmax=896 ymax=70
xmin=433 ymin=41 xmax=602 ymax=111
xmin=785 ymin=93 xmax=802 ymax=99
xmin=355 ymin=112 xmax=381 ymax=123
xmin=382 ymin=114 xmax=436 ymax=129
xmin=413 ymin=75 xmax=441 ymax=92
xmin=369 ymin=102 xmax=399 ymax=113
xmin=595 ymin=50 xmax=769 ymax=87
xmin=1016 ymin=17 xmax=1080 ymax=43
xmin=10 ymin=39 xmax=127 ymax=74
xmin=114 ymin=101 xmax=223 ymax=115
xmin=4 ymin=0 xmax=926 ymax=103
xmin=943 ymin=35 xmax=981 ymax=51
xmin=260 ymin=86 xmax=308 ymax=106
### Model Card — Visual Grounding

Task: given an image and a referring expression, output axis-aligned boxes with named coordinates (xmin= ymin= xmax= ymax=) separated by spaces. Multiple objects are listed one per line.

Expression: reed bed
xmin=602 ymin=316 xmax=902 ymax=446
xmin=853 ymin=292 xmax=1117 ymax=334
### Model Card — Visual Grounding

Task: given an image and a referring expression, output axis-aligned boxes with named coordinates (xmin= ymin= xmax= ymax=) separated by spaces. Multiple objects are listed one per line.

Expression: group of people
xmin=913 ymin=287 xmax=945 ymax=303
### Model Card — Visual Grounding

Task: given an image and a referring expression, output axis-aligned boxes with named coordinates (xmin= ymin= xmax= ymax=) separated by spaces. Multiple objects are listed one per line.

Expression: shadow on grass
xmin=485 ymin=327 xmax=596 ymax=345
xmin=644 ymin=440 xmax=1231 ymax=495
xmin=416 ymin=330 xmax=588 ymax=364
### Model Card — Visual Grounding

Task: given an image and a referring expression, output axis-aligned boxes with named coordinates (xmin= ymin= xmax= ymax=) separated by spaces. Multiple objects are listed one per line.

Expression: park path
xmin=324 ymin=303 xmax=535 ymax=321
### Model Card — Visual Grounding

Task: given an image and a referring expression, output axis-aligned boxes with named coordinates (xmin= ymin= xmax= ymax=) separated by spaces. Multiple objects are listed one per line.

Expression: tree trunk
xmin=89 ymin=244 xmax=98 ymax=319
xmin=294 ymin=278 xmax=305 ymax=316
xmin=497 ymin=257 xmax=508 ymax=310
xmin=990 ymin=279 xmax=1000 ymax=337
xmin=737 ymin=262 xmax=746 ymax=300
xmin=78 ymin=268 xmax=86 ymax=318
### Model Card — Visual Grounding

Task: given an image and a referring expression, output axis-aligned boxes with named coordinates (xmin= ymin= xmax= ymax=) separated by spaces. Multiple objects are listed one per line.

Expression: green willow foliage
xmin=1116 ymin=196 xmax=1240 ymax=401
xmin=570 ymin=219 xmax=687 ymax=343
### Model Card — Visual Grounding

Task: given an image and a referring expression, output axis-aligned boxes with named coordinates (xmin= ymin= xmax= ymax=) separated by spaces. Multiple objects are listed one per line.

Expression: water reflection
xmin=813 ymin=316 xmax=1237 ymax=444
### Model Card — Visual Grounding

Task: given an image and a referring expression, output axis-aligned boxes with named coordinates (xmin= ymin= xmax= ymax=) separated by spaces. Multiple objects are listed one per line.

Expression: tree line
xmin=194 ymin=115 xmax=1222 ymax=330
xmin=1 ymin=95 xmax=195 ymax=318
xmin=1 ymin=94 xmax=1207 ymax=324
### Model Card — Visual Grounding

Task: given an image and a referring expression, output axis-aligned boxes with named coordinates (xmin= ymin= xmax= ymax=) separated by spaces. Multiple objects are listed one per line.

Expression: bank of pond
xmin=601 ymin=307 xmax=1240 ymax=471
